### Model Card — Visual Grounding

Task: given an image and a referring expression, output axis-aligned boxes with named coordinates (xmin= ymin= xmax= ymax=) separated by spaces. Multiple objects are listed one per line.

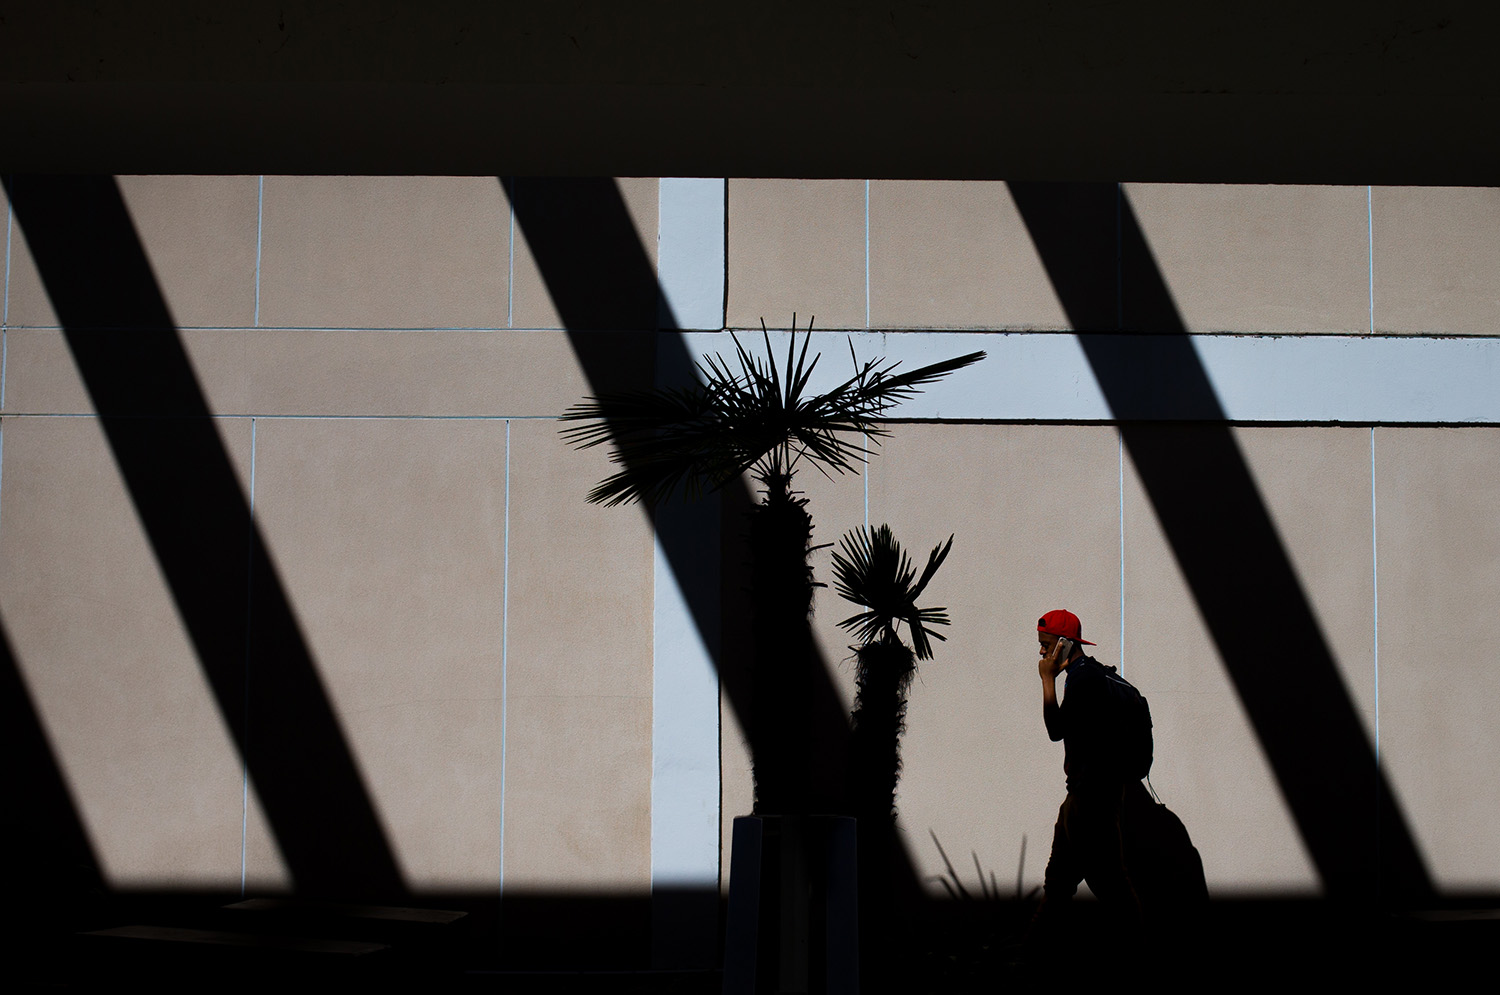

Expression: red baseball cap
xmin=1038 ymin=609 xmax=1095 ymax=645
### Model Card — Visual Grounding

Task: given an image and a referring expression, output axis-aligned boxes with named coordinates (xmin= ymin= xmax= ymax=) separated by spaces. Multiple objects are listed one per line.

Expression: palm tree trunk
xmin=747 ymin=471 xmax=817 ymax=816
xmin=849 ymin=636 xmax=917 ymax=986
xmin=849 ymin=637 xmax=915 ymax=827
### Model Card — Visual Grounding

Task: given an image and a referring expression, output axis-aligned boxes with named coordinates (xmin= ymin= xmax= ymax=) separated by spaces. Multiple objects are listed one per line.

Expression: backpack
xmin=1122 ymin=780 xmax=1210 ymax=913
xmin=1099 ymin=664 xmax=1154 ymax=781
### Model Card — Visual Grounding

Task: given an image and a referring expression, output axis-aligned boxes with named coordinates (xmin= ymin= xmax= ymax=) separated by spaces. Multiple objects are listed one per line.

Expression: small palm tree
xmin=561 ymin=319 xmax=982 ymax=814
xmin=832 ymin=523 xmax=954 ymax=984
xmin=831 ymin=524 xmax=954 ymax=826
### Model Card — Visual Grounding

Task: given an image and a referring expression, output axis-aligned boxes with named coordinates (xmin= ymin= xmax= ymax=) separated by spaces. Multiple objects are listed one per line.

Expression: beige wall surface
xmin=6 ymin=175 xmax=262 ymax=330
xmin=0 ymin=416 xmax=255 ymax=888
xmin=174 ymin=327 xmax=612 ymax=419
xmin=1122 ymin=427 xmax=1377 ymax=895
xmin=1373 ymin=187 xmax=1500 ymax=336
xmin=1 ymin=175 xmax=658 ymax=900
xmin=1375 ymin=427 xmax=1500 ymax=891
xmin=870 ymin=423 xmax=1123 ymax=897
xmin=250 ymin=417 xmax=509 ymax=890
xmin=503 ymin=419 xmax=654 ymax=891
xmin=4 ymin=175 xmax=1499 ymax=911
xmin=1124 ymin=184 xmax=1370 ymax=334
xmin=727 ymin=179 xmax=866 ymax=331
xmin=721 ymin=180 xmax=1476 ymax=337
xmin=868 ymin=181 xmax=1070 ymax=331
xmin=257 ymin=176 xmax=512 ymax=331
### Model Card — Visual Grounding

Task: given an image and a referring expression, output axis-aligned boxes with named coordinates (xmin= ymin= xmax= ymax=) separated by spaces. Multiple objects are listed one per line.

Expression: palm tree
xmin=831 ymin=524 xmax=954 ymax=827
xmin=560 ymin=318 xmax=982 ymax=814
xmin=830 ymin=523 xmax=954 ymax=985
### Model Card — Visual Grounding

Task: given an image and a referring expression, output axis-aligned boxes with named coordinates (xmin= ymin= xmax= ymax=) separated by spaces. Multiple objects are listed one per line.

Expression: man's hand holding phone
xmin=1039 ymin=636 xmax=1073 ymax=681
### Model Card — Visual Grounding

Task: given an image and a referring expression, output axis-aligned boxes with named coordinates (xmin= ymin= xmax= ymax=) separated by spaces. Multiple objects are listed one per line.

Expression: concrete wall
xmin=4 ymin=178 xmax=1498 ymax=914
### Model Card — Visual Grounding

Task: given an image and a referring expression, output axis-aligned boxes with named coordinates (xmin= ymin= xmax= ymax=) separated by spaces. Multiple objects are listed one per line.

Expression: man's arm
xmin=1039 ymin=644 xmax=1065 ymax=741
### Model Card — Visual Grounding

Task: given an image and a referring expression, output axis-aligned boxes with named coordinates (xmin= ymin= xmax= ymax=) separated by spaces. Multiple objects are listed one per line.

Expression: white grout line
xmin=0 ymin=413 xmax=561 ymax=424
xmin=0 ymin=412 xmax=560 ymax=423
xmin=1367 ymin=186 xmax=1375 ymax=335
xmin=232 ymin=413 xmax=542 ymax=421
xmin=0 ymin=421 xmax=6 ymax=542
xmin=722 ymin=180 xmax=730 ymax=328
xmin=499 ymin=418 xmax=511 ymax=898
xmin=508 ymin=184 xmax=515 ymax=329
xmin=6 ymin=320 xmax=1500 ymax=339
xmin=254 ymin=177 xmax=264 ymax=328
xmin=229 ymin=413 xmax=552 ymax=421
xmin=241 ymin=415 xmax=257 ymax=896
xmin=0 ymin=324 xmax=589 ymax=333
xmin=865 ymin=180 xmax=871 ymax=328
xmin=1119 ymin=429 xmax=1126 ymax=671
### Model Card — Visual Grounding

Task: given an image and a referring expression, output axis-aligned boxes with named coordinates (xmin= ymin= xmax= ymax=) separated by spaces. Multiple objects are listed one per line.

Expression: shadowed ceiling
xmin=2 ymin=1 xmax=1497 ymax=181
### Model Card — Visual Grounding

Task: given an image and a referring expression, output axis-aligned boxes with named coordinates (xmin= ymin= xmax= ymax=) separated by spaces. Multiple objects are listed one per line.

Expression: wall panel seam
xmin=1367 ymin=185 xmax=1375 ymax=335
xmin=0 ymin=324 xmax=670 ymax=332
xmin=499 ymin=417 xmax=510 ymax=898
xmin=0 ymin=413 xmax=563 ymax=422
xmin=864 ymin=179 xmax=871 ymax=329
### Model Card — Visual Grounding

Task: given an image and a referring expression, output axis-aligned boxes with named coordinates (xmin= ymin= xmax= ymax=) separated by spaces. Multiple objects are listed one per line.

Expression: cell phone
xmin=1054 ymin=637 xmax=1074 ymax=660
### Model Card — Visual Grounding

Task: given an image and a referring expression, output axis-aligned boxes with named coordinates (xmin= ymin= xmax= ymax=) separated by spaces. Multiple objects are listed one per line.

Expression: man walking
xmin=1034 ymin=609 xmax=1144 ymax=927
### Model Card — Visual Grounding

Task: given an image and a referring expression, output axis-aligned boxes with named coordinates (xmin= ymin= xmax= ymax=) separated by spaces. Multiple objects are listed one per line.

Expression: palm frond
xmin=813 ymin=349 xmax=987 ymax=423
xmin=832 ymin=524 xmax=954 ymax=660
xmin=560 ymin=385 xmax=754 ymax=506
xmin=836 ymin=609 xmax=893 ymax=646
xmin=910 ymin=534 xmax=954 ymax=601
xmin=905 ymin=605 xmax=952 ymax=662
xmin=559 ymin=319 xmax=985 ymax=506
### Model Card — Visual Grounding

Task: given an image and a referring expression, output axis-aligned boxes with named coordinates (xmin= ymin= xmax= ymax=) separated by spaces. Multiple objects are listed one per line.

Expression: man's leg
xmin=1069 ymin=784 xmax=1143 ymax=927
xmin=1043 ymin=795 xmax=1083 ymax=903
xmin=1028 ymin=795 xmax=1083 ymax=950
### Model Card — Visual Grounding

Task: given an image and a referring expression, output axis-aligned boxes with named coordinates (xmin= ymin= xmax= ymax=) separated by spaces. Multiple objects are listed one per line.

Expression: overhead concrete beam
xmin=2 ymin=3 xmax=1498 ymax=180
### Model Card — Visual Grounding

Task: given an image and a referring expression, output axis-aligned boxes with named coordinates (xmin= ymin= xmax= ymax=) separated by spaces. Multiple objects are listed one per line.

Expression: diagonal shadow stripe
xmin=1008 ymin=181 xmax=1433 ymax=904
xmin=5 ymin=175 xmax=406 ymax=899
xmin=502 ymin=177 xmax=924 ymax=900
xmin=0 ymin=611 xmax=105 ymax=898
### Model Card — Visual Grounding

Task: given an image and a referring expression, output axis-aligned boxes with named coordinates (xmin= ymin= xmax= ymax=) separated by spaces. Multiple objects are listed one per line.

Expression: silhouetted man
xmin=1034 ymin=609 xmax=1143 ymax=928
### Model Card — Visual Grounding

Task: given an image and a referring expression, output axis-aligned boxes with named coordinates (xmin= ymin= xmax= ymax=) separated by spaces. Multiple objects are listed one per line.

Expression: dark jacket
xmin=1045 ymin=655 xmax=1131 ymax=791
